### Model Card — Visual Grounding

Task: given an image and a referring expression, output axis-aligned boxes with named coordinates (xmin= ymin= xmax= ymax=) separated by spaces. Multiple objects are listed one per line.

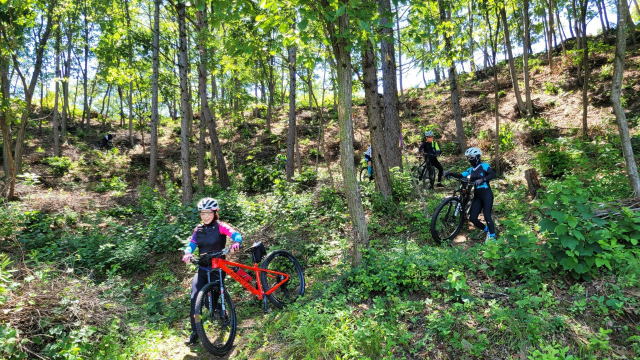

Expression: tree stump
xmin=524 ymin=168 xmax=542 ymax=198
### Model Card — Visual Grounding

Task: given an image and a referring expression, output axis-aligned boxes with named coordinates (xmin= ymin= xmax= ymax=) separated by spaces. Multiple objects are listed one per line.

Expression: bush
xmin=239 ymin=164 xmax=281 ymax=192
xmin=293 ymin=169 xmax=318 ymax=190
xmin=538 ymin=176 xmax=640 ymax=280
xmin=95 ymin=176 xmax=127 ymax=195
xmin=43 ymin=156 xmax=72 ymax=176
xmin=389 ymin=167 xmax=413 ymax=202
xmin=535 ymin=142 xmax=575 ymax=178
xmin=544 ymin=82 xmax=559 ymax=95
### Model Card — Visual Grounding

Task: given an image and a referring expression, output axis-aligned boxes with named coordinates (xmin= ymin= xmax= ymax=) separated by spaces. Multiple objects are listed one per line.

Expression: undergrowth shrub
xmin=538 ymin=176 xmax=640 ymax=280
xmin=43 ymin=156 xmax=72 ymax=176
xmin=390 ymin=167 xmax=413 ymax=201
xmin=239 ymin=164 xmax=281 ymax=192
xmin=535 ymin=142 xmax=575 ymax=178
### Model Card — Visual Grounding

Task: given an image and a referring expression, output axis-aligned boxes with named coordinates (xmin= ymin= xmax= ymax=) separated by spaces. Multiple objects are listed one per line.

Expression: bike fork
xmin=218 ymin=268 xmax=226 ymax=316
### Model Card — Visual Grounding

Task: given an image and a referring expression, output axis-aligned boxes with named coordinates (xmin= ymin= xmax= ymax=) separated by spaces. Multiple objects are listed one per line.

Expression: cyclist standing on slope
xmin=418 ymin=131 xmax=444 ymax=188
xmin=181 ymin=198 xmax=243 ymax=345
xmin=364 ymin=145 xmax=373 ymax=180
xmin=444 ymin=147 xmax=497 ymax=241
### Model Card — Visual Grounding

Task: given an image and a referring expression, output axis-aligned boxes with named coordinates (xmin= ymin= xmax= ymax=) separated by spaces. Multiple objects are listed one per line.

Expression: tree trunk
xmin=307 ymin=66 xmax=313 ymax=113
xmin=439 ymin=0 xmax=467 ymax=152
xmin=323 ymin=3 xmax=368 ymax=266
xmin=82 ymin=0 xmax=89 ymax=130
xmin=53 ymin=27 xmax=61 ymax=156
xmin=196 ymin=8 xmax=209 ymax=190
xmin=177 ymin=0 xmax=193 ymax=204
xmin=286 ymin=44 xmax=297 ymax=181
xmin=118 ymin=86 xmax=125 ymax=127
xmin=0 ymin=57 xmax=16 ymax=198
xmin=362 ymin=39 xmax=392 ymax=198
xmin=124 ymin=0 xmax=134 ymax=146
xmin=379 ymin=0 xmax=403 ymax=169
xmin=523 ymin=0 xmax=533 ymax=118
xmin=580 ymin=0 xmax=589 ymax=137
xmin=486 ymin=1 xmax=501 ymax=173
xmin=547 ymin=0 xmax=555 ymax=70
xmin=429 ymin=33 xmax=441 ymax=83
xmin=602 ymin=0 xmax=611 ymax=32
xmin=395 ymin=4 xmax=404 ymax=105
xmin=267 ymin=56 xmax=274 ymax=132
xmin=627 ymin=4 xmax=637 ymax=44
xmin=468 ymin=0 xmax=476 ymax=72
xmin=611 ymin=0 xmax=640 ymax=196
xmin=62 ymin=22 xmax=72 ymax=139
xmin=596 ymin=0 xmax=608 ymax=40
xmin=500 ymin=3 xmax=526 ymax=115
xmin=149 ymin=0 xmax=160 ymax=187
xmin=555 ymin=9 xmax=568 ymax=58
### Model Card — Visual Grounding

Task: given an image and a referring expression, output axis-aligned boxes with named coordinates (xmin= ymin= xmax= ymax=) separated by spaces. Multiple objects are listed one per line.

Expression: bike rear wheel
xmin=194 ymin=282 xmax=236 ymax=356
xmin=427 ymin=166 xmax=436 ymax=189
xmin=359 ymin=167 xmax=373 ymax=183
xmin=260 ymin=250 xmax=305 ymax=309
xmin=430 ymin=197 xmax=464 ymax=244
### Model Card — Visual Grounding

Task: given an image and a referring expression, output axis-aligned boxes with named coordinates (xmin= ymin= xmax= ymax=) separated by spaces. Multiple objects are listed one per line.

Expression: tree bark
xmin=602 ymin=0 xmax=611 ymax=32
xmin=547 ymin=0 xmax=555 ymax=70
xmin=286 ymin=44 xmax=297 ymax=181
xmin=595 ymin=0 xmax=608 ymax=40
xmin=395 ymin=4 xmax=404 ymax=105
xmin=379 ymin=0 xmax=403 ymax=169
xmin=124 ymin=0 xmax=134 ymax=146
xmin=439 ymin=0 xmax=467 ymax=152
xmin=580 ymin=0 xmax=589 ymax=136
xmin=267 ymin=56 xmax=274 ymax=132
xmin=626 ymin=4 xmax=637 ymax=44
xmin=149 ymin=0 xmax=160 ymax=187
xmin=177 ymin=0 xmax=193 ymax=204
xmin=485 ymin=0 xmax=501 ymax=173
xmin=523 ymin=0 xmax=533 ymax=118
xmin=500 ymin=3 xmax=526 ymax=115
xmin=362 ymin=39 xmax=393 ymax=198
xmin=82 ymin=0 xmax=89 ymax=130
xmin=53 ymin=26 xmax=61 ymax=156
xmin=468 ymin=0 xmax=476 ymax=72
xmin=323 ymin=2 xmax=369 ymax=266
xmin=62 ymin=21 xmax=72 ymax=139
xmin=555 ymin=9 xmax=568 ymax=58
xmin=611 ymin=0 xmax=640 ymax=196
xmin=0 ymin=57 xmax=16 ymax=198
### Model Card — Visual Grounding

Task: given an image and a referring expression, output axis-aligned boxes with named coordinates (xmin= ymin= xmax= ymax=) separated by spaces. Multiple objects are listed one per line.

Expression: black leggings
xmin=422 ymin=155 xmax=443 ymax=182
xmin=469 ymin=188 xmax=495 ymax=234
xmin=190 ymin=268 xmax=224 ymax=333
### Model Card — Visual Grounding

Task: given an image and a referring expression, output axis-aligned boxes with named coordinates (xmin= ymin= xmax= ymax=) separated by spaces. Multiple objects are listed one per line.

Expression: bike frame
xmin=204 ymin=257 xmax=290 ymax=301
xmin=452 ymin=179 xmax=475 ymax=216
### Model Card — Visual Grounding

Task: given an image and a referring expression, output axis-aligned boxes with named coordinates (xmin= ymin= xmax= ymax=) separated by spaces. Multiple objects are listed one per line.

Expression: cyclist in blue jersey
xmin=181 ymin=197 xmax=243 ymax=345
xmin=364 ymin=145 xmax=373 ymax=180
xmin=444 ymin=147 xmax=497 ymax=241
xmin=418 ymin=130 xmax=444 ymax=188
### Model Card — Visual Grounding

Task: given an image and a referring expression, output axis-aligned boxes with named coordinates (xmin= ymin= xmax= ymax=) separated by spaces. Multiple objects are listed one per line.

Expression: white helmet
xmin=197 ymin=197 xmax=219 ymax=211
xmin=464 ymin=147 xmax=482 ymax=157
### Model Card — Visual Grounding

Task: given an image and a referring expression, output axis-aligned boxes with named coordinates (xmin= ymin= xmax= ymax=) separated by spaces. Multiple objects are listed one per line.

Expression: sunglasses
xmin=199 ymin=210 xmax=217 ymax=215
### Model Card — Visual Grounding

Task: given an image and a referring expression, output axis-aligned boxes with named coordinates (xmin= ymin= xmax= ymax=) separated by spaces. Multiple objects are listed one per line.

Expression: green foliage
xmin=499 ymin=123 xmax=515 ymax=152
xmin=539 ymin=176 xmax=640 ymax=280
xmin=444 ymin=269 xmax=471 ymax=302
xmin=293 ymin=169 xmax=318 ymax=190
xmin=95 ymin=176 xmax=128 ymax=195
xmin=0 ymin=324 xmax=27 ymax=360
xmin=544 ymin=81 xmax=559 ymax=95
xmin=239 ymin=164 xmax=282 ymax=192
xmin=535 ymin=142 xmax=575 ymax=178
xmin=389 ymin=167 xmax=413 ymax=202
xmin=43 ymin=156 xmax=72 ymax=176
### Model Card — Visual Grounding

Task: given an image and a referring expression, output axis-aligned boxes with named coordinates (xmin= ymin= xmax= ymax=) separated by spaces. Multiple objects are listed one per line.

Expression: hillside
xmin=1 ymin=36 xmax=640 ymax=360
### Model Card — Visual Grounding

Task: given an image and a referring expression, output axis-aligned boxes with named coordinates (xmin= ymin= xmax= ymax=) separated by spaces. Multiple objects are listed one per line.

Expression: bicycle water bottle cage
xmin=247 ymin=242 xmax=267 ymax=263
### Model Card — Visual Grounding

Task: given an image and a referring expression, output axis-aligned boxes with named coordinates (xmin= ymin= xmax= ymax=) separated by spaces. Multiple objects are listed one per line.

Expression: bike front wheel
xmin=430 ymin=197 xmax=464 ymax=244
xmin=427 ymin=166 xmax=436 ymax=189
xmin=194 ymin=282 xmax=237 ymax=356
xmin=260 ymin=250 xmax=305 ymax=309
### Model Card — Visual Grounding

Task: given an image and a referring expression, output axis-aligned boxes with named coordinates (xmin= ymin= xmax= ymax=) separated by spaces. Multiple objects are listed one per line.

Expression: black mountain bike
xmin=411 ymin=155 xmax=435 ymax=189
xmin=359 ymin=165 xmax=374 ymax=183
xmin=430 ymin=177 xmax=475 ymax=243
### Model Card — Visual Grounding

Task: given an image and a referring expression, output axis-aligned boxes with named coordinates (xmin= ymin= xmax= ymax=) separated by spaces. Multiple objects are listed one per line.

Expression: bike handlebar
xmin=189 ymin=248 xmax=231 ymax=265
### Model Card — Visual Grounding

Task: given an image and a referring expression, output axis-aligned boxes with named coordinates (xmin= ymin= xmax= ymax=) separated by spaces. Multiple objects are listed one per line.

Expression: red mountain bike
xmin=190 ymin=242 xmax=305 ymax=356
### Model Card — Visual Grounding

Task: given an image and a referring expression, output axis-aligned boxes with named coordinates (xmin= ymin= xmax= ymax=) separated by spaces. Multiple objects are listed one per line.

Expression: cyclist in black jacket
xmin=444 ymin=147 xmax=497 ymax=241
xmin=418 ymin=131 xmax=444 ymax=188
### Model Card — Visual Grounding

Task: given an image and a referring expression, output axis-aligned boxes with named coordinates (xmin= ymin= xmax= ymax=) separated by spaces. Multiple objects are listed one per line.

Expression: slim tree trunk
xmin=124 ymin=0 xmax=134 ymax=146
xmin=485 ymin=2 xmax=501 ymax=173
xmin=61 ymin=23 xmax=71 ymax=139
xmin=322 ymin=1 xmax=368 ymax=266
xmin=500 ymin=3 xmax=526 ymax=115
xmin=395 ymin=4 xmax=404 ymax=104
xmin=602 ymin=0 xmax=611 ymax=32
xmin=555 ymin=9 xmax=568 ymax=58
xmin=439 ymin=0 xmax=467 ymax=152
xmin=53 ymin=27 xmax=61 ymax=156
xmin=177 ymin=0 xmax=193 ymax=204
xmin=580 ymin=0 xmax=589 ymax=137
xmin=626 ymin=5 xmax=637 ymax=44
xmin=267 ymin=56 xmax=274 ymax=132
xmin=82 ymin=0 xmax=89 ymax=130
xmin=547 ymin=0 xmax=555 ymax=69
xmin=286 ymin=44 xmax=297 ymax=181
xmin=0 ymin=57 xmax=16 ymax=198
xmin=523 ymin=0 xmax=533 ymax=118
xmin=612 ymin=0 xmax=640 ymax=195
xmin=468 ymin=0 xmax=476 ymax=72
xmin=379 ymin=0 xmax=403 ymax=169
xmin=596 ymin=0 xmax=608 ymax=40
xmin=149 ymin=0 xmax=160 ymax=187
xmin=362 ymin=39 xmax=392 ymax=198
